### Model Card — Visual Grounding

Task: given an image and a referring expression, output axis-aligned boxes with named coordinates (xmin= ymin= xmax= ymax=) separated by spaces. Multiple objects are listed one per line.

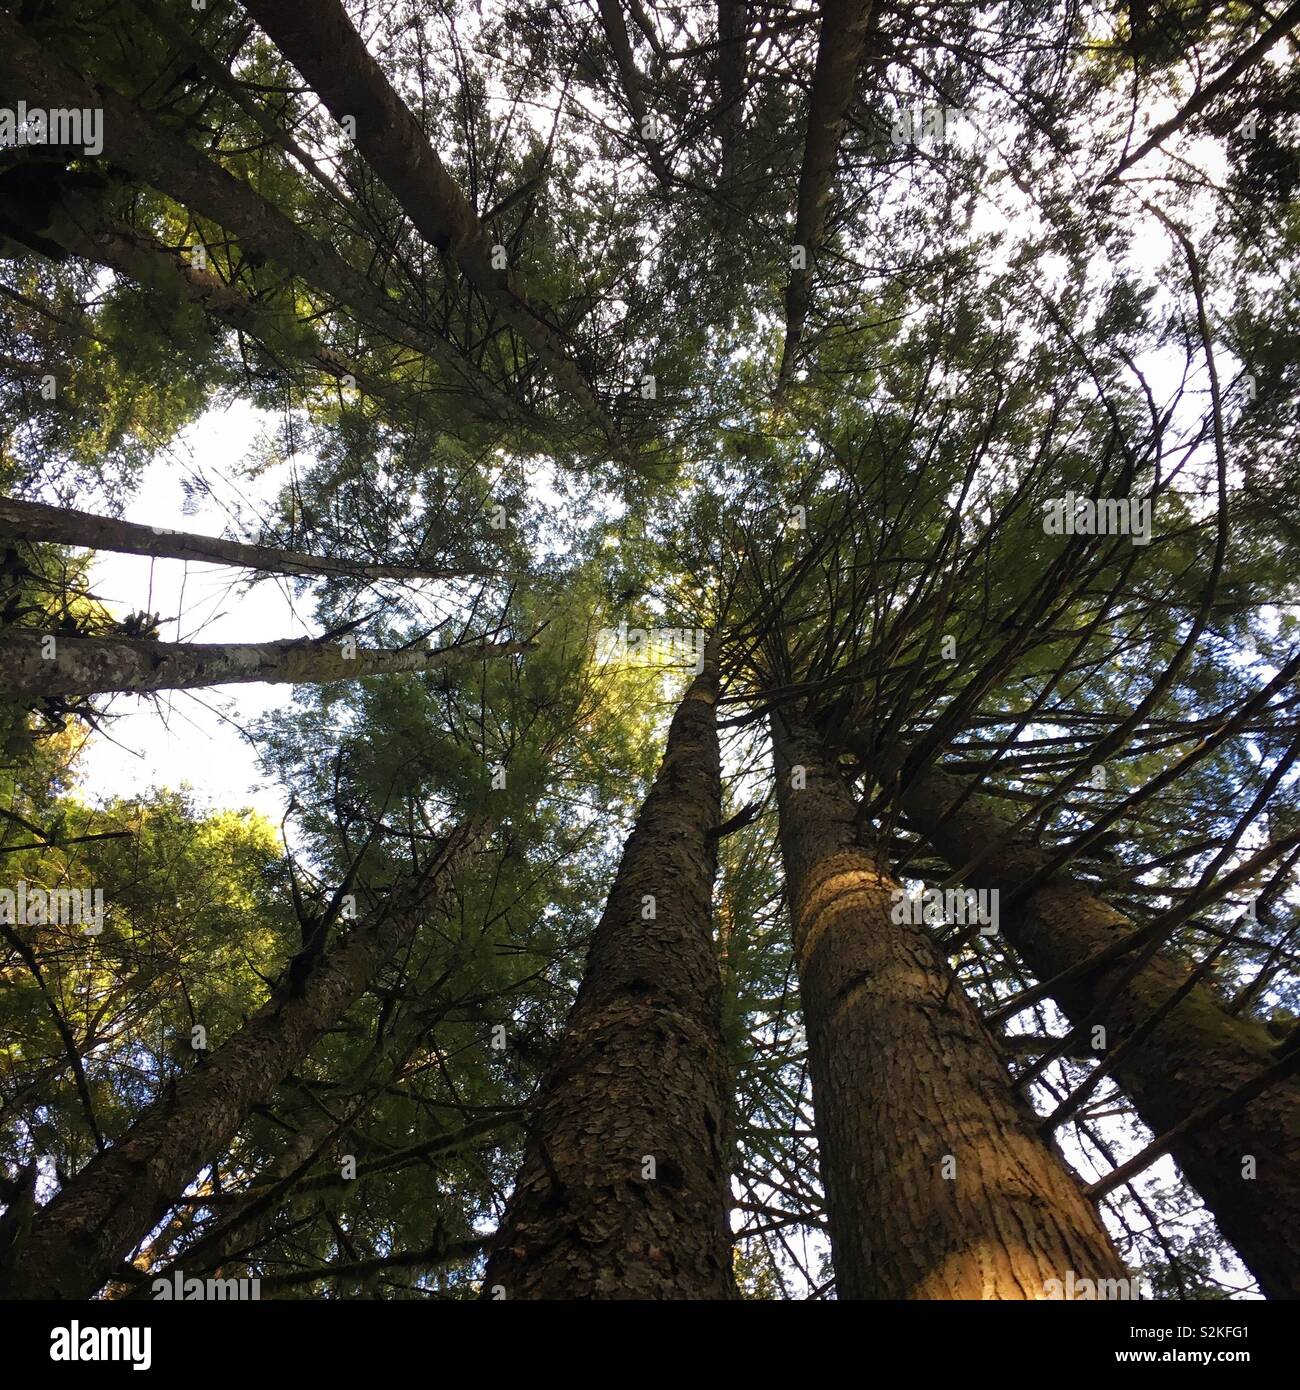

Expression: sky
xmin=73 ymin=401 xmax=305 ymax=825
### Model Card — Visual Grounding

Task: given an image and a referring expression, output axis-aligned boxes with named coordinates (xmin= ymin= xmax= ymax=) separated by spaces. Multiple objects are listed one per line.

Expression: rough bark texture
xmin=0 ymin=13 xmax=518 ymax=420
xmin=242 ymin=0 xmax=632 ymax=462
xmin=897 ymin=762 xmax=1300 ymax=1299
xmin=482 ymin=643 xmax=737 ymax=1299
xmin=0 ymin=496 xmax=492 ymax=583
xmin=777 ymin=0 xmax=875 ymax=388
xmin=0 ymin=632 xmax=530 ymax=699
xmin=0 ymin=824 xmax=486 ymax=1300
xmin=771 ymin=707 xmax=1127 ymax=1298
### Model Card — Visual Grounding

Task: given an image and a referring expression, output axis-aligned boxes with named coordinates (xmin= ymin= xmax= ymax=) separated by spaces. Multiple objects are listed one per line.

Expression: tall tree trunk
xmin=716 ymin=0 xmax=748 ymax=183
xmin=896 ymin=762 xmax=1300 ymax=1299
xmin=241 ymin=0 xmax=633 ymax=463
xmin=771 ymin=706 xmax=1127 ymax=1298
xmin=482 ymin=641 xmax=737 ymax=1299
xmin=0 ymin=823 xmax=487 ymax=1300
xmin=0 ymin=496 xmax=493 ymax=584
xmin=0 ymin=13 xmax=521 ymax=423
xmin=776 ymin=0 xmax=875 ymax=390
xmin=0 ymin=632 xmax=530 ymax=700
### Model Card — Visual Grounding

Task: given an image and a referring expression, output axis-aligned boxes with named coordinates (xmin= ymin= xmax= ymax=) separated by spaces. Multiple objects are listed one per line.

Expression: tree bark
xmin=716 ymin=0 xmax=748 ymax=183
xmin=0 ymin=496 xmax=494 ymax=584
xmin=771 ymin=706 xmax=1128 ymax=1298
xmin=596 ymin=0 xmax=674 ymax=187
xmin=0 ymin=632 xmax=531 ymax=700
xmin=482 ymin=641 xmax=737 ymax=1299
xmin=193 ymin=1116 xmax=329 ymax=1277
xmin=241 ymin=0 xmax=633 ymax=464
xmin=776 ymin=0 xmax=875 ymax=389
xmin=0 ymin=823 xmax=487 ymax=1299
xmin=17 ymin=195 xmax=419 ymax=417
xmin=896 ymin=762 xmax=1300 ymax=1299
xmin=0 ymin=12 xmax=521 ymax=423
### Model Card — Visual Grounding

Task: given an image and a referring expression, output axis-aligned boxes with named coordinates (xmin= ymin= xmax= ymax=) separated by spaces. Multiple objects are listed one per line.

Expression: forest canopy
xmin=0 ymin=0 xmax=1298 ymax=1313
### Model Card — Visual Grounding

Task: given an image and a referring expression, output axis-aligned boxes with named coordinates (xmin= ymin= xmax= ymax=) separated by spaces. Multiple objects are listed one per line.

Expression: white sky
xmin=73 ymin=402 xmax=305 ymax=824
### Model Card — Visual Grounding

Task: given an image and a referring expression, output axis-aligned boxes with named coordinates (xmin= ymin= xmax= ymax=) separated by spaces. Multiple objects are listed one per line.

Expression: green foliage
xmin=2 ymin=0 xmax=1296 ymax=1300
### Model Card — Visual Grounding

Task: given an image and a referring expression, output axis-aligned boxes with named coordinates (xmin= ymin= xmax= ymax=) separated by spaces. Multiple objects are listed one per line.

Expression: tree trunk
xmin=0 ymin=496 xmax=494 ymax=584
xmin=0 ymin=823 xmax=487 ymax=1299
xmin=716 ymin=0 xmax=748 ymax=183
xmin=241 ymin=0 xmax=632 ymax=463
xmin=142 ymin=1055 xmax=518 ymax=1287
xmin=777 ymin=0 xmax=875 ymax=389
xmin=159 ymin=1113 xmax=335 ymax=1287
xmin=0 ymin=12 xmax=520 ymax=423
xmin=15 ymin=194 xmax=418 ymax=417
xmin=482 ymin=641 xmax=737 ymax=1299
xmin=596 ymin=0 xmax=674 ymax=187
xmin=897 ymin=762 xmax=1300 ymax=1299
xmin=0 ymin=632 xmax=531 ymax=700
xmin=771 ymin=706 xmax=1128 ymax=1298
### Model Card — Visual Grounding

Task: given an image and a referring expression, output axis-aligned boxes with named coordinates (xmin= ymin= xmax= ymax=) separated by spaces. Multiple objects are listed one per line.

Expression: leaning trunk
xmin=242 ymin=0 xmax=626 ymax=458
xmin=0 ymin=632 xmax=530 ymax=700
xmin=482 ymin=641 xmax=737 ymax=1299
xmin=0 ymin=496 xmax=492 ymax=584
xmin=897 ymin=762 xmax=1300 ymax=1300
xmin=10 ymin=197 xmax=418 ymax=418
xmin=771 ymin=707 xmax=1126 ymax=1298
xmin=0 ymin=13 xmax=518 ymax=420
xmin=0 ymin=824 xmax=486 ymax=1299
xmin=595 ymin=0 xmax=674 ymax=187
